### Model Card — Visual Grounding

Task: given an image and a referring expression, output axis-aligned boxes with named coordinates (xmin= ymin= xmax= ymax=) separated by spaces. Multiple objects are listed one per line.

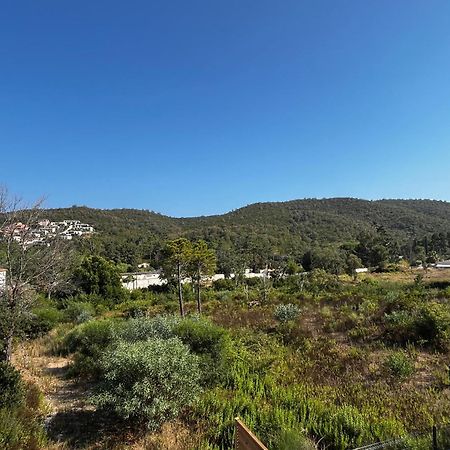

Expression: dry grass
xmin=124 ymin=421 xmax=202 ymax=450
xmin=360 ymin=268 xmax=450 ymax=284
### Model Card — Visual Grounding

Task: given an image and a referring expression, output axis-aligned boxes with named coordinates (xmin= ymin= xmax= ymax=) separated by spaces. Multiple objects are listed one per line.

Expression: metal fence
xmin=353 ymin=425 xmax=450 ymax=450
xmin=234 ymin=420 xmax=450 ymax=450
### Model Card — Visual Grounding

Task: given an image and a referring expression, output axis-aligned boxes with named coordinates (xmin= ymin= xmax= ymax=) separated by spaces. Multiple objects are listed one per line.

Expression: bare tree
xmin=0 ymin=186 xmax=68 ymax=362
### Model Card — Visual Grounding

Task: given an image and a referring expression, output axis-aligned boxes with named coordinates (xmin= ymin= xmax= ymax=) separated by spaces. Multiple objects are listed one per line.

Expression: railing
xmin=353 ymin=425 xmax=450 ymax=450
xmin=234 ymin=420 xmax=450 ymax=450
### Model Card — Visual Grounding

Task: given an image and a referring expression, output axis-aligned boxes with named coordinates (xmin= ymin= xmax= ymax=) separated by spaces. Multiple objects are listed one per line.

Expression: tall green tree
xmin=345 ymin=253 xmax=363 ymax=280
xmin=189 ymin=240 xmax=216 ymax=314
xmin=74 ymin=255 xmax=124 ymax=300
xmin=162 ymin=238 xmax=193 ymax=317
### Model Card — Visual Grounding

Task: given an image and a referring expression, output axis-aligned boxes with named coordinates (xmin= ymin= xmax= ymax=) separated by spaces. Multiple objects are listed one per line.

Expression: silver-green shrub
xmin=274 ymin=303 xmax=301 ymax=323
xmin=93 ymin=337 xmax=201 ymax=430
xmin=114 ymin=315 xmax=180 ymax=342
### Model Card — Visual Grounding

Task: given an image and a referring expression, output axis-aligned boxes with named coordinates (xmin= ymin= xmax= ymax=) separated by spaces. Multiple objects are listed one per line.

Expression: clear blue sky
xmin=1 ymin=1 xmax=450 ymax=217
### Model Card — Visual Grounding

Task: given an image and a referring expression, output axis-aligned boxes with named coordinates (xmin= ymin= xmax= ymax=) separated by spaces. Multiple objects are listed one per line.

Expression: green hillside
xmin=44 ymin=198 xmax=450 ymax=241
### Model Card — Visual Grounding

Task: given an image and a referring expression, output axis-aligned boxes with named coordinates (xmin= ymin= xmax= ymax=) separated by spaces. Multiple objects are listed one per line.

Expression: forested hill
xmin=43 ymin=198 xmax=450 ymax=266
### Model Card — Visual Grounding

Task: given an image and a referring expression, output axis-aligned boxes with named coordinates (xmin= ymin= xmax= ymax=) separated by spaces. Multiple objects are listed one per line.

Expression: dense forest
xmin=44 ymin=198 xmax=450 ymax=271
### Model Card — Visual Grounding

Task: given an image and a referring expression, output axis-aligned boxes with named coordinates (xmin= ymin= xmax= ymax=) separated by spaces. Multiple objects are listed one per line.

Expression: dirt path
xmin=13 ymin=335 xmax=101 ymax=448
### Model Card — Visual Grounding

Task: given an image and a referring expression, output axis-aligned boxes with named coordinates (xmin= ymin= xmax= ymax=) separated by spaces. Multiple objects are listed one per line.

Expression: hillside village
xmin=1 ymin=219 xmax=95 ymax=246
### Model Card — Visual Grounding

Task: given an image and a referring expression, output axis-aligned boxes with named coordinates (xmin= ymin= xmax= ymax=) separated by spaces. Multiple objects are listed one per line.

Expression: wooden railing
xmin=235 ymin=417 xmax=268 ymax=450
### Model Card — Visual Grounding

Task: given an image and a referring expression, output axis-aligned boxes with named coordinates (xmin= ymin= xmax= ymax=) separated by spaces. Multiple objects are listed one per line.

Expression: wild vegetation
xmin=1 ymin=191 xmax=450 ymax=449
xmin=42 ymin=198 xmax=450 ymax=273
xmin=2 ymin=268 xmax=450 ymax=449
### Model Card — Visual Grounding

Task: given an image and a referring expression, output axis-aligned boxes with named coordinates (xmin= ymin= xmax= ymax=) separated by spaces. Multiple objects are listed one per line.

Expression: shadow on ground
xmin=48 ymin=409 xmax=124 ymax=448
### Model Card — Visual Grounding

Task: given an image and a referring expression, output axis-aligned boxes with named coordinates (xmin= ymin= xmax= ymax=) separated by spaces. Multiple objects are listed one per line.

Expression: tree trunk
xmin=196 ymin=268 xmax=201 ymax=315
xmin=177 ymin=262 xmax=185 ymax=317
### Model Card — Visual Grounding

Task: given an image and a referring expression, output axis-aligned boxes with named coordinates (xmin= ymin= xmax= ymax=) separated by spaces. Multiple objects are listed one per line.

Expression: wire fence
xmin=353 ymin=425 xmax=450 ymax=450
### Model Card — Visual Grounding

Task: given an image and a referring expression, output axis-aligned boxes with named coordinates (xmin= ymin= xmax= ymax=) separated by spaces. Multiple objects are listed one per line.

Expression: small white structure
xmin=122 ymin=272 xmax=166 ymax=290
xmin=0 ymin=268 xmax=6 ymax=291
xmin=435 ymin=260 xmax=450 ymax=269
xmin=355 ymin=268 xmax=369 ymax=274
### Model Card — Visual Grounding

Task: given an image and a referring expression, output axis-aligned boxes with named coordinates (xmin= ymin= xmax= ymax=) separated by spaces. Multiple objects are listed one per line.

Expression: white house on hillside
xmin=0 ymin=268 xmax=6 ymax=291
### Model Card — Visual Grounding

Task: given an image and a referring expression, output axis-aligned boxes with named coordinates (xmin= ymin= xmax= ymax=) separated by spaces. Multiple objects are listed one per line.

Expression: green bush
xmin=275 ymin=428 xmax=316 ymax=450
xmin=213 ymin=278 xmax=236 ymax=291
xmin=93 ymin=338 xmax=201 ymax=430
xmin=21 ymin=306 xmax=64 ymax=338
xmin=274 ymin=303 xmax=301 ymax=323
xmin=174 ymin=317 xmax=231 ymax=385
xmin=0 ymin=382 xmax=47 ymax=449
xmin=0 ymin=362 xmax=24 ymax=409
xmin=414 ymin=302 xmax=450 ymax=350
xmin=63 ymin=301 xmax=96 ymax=323
xmin=115 ymin=315 xmax=180 ymax=342
xmin=385 ymin=302 xmax=450 ymax=350
xmin=62 ymin=319 xmax=117 ymax=377
xmin=62 ymin=318 xmax=117 ymax=355
xmin=385 ymin=351 xmax=414 ymax=379
xmin=116 ymin=299 xmax=152 ymax=318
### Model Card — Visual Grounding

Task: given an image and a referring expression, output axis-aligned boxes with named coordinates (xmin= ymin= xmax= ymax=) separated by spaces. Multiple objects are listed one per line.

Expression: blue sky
xmin=1 ymin=1 xmax=450 ymax=217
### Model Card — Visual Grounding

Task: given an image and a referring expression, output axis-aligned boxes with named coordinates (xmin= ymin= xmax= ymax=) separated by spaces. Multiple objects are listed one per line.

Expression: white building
xmin=0 ymin=268 xmax=6 ymax=291
xmin=122 ymin=272 xmax=166 ymax=290
xmin=435 ymin=260 xmax=450 ymax=269
xmin=121 ymin=268 xmax=276 ymax=291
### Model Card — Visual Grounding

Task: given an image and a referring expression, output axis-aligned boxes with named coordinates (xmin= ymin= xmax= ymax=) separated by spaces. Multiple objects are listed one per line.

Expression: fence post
xmin=432 ymin=425 xmax=438 ymax=450
xmin=235 ymin=417 xmax=269 ymax=450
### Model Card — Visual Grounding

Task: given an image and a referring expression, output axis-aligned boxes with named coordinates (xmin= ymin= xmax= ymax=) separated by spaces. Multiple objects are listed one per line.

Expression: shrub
xmin=385 ymin=351 xmax=414 ymax=379
xmin=275 ymin=428 xmax=316 ymax=450
xmin=62 ymin=318 xmax=117 ymax=355
xmin=385 ymin=302 xmax=450 ymax=350
xmin=0 ymin=362 xmax=24 ymax=409
xmin=213 ymin=278 xmax=236 ymax=291
xmin=274 ymin=303 xmax=300 ymax=323
xmin=93 ymin=338 xmax=201 ymax=430
xmin=414 ymin=302 xmax=450 ymax=350
xmin=21 ymin=306 xmax=64 ymax=337
xmin=174 ymin=317 xmax=231 ymax=385
xmin=0 ymin=382 xmax=47 ymax=449
xmin=63 ymin=301 xmax=96 ymax=324
xmin=62 ymin=319 xmax=117 ymax=377
xmin=116 ymin=299 xmax=152 ymax=318
xmin=116 ymin=315 xmax=180 ymax=342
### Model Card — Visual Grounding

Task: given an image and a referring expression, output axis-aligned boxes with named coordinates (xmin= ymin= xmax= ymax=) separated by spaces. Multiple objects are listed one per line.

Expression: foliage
xmin=385 ymin=351 xmax=415 ymax=379
xmin=213 ymin=278 xmax=236 ymax=291
xmin=74 ymin=255 xmax=125 ymax=301
xmin=0 ymin=362 xmax=24 ymax=409
xmin=274 ymin=303 xmax=301 ymax=323
xmin=93 ymin=338 xmax=202 ymax=430
xmin=115 ymin=315 xmax=180 ymax=342
xmin=61 ymin=318 xmax=117 ymax=377
xmin=42 ymin=199 xmax=450 ymax=275
xmin=174 ymin=317 xmax=231 ymax=385
xmin=63 ymin=301 xmax=96 ymax=323
xmin=0 ymin=382 xmax=47 ymax=450
xmin=385 ymin=301 xmax=450 ymax=350
xmin=21 ymin=306 xmax=64 ymax=338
